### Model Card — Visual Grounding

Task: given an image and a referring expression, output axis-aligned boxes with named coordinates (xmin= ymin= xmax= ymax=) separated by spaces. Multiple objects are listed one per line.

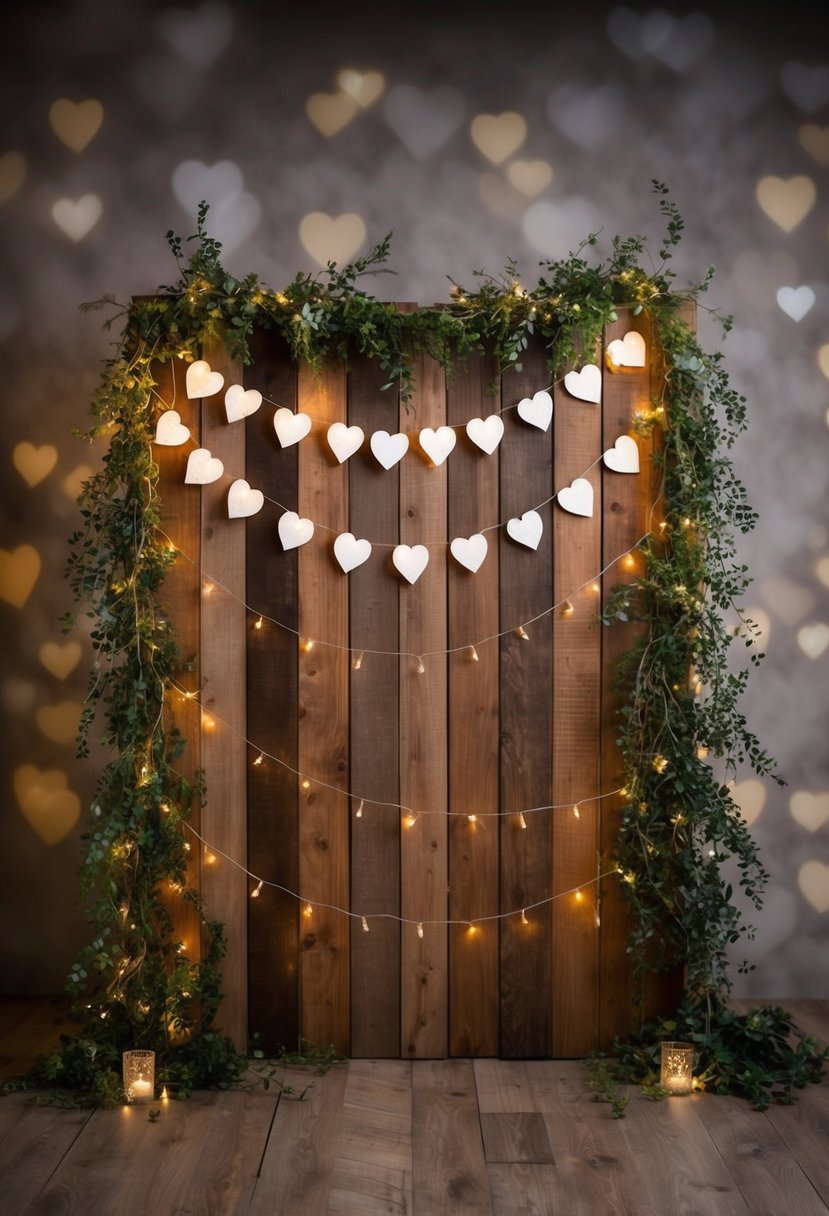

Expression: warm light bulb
xmin=404 ymin=813 xmax=417 ymax=829
xmin=574 ymin=889 xmax=583 ymax=902
xmin=416 ymin=656 xmax=425 ymax=674
xmin=161 ymin=1086 xmax=169 ymax=1102
xmin=516 ymin=625 xmax=530 ymax=640
xmin=203 ymin=581 xmax=215 ymax=595
xmin=251 ymin=880 xmax=263 ymax=898
xmin=361 ymin=916 xmax=369 ymax=933
xmin=204 ymin=850 xmax=217 ymax=865
xmin=303 ymin=903 xmax=313 ymax=919
xmin=562 ymin=600 xmax=574 ymax=617
xmin=469 ymin=645 xmax=479 ymax=662
xmin=353 ymin=651 xmax=363 ymax=671
xmin=573 ymin=803 xmax=581 ymax=819
xmin=355 ymin=800 xmax=364 ymax=819
xmin=254 ymin=616 xmax=263 ymax=630
xmin=253 ymin=753 xmax=264 ymax=767
xmin=301 ymin=778 xmax=311 ymax=791
xmin=467 ymin=813 xmax=478 ymax=825
xmin=623 ymin=553 xmax=636 ymax=571
xmin=467 ymin=922 xmax=477 ymax=936
xmin=202 ymin=714 xmax=216 ymax=731
xmin=300 ymin=637 xmax=314 ymax=653
xmin=520 ymin=909 xmax=529 ymax=925
xmin=417 ymin=922 xmax=424 ymax=939
xmin=517 ymin=812 xmax=527 ymax=830
xmin=590 ymin=582 xmax=600 ymax=594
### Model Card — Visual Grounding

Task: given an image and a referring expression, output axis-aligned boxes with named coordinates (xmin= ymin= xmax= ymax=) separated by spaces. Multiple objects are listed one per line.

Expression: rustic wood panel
xmin=328 ymin=1060 xmax=413 ymax=1214
xmin=153 ymin=358 xmax=202 ymax=968
xmin=297 ymin=363 xmax=350 ymax=1054
xmin=412 ymin=1060 xmax=493 ymax=1215
xmin=245 ymin=329 xmax=300 ymax=1052
xmin=199 ymin=336 xmax=247 ymax=1049
xmin=399 ymin=353 xmax=449 ymax=1059
xmin=551 ymin=369 xmax=602 ymax=1057
xmin=498 ymin=342 xmax=554 ymax=1058
xmin=447 ymin=352 xmax=500 ymax=1058
xmin=598 ymin=308 xmax=654 ymax=1049
xmin=347 ymin=354 xmax=401 ymax=1059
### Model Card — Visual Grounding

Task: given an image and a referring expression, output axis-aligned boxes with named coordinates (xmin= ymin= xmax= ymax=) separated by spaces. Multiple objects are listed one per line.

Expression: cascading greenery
xmin=12 ymin=185 xmax=825 ymax=1107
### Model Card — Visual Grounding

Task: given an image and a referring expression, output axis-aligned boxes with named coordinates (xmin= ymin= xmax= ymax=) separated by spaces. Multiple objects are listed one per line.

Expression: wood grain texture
xmin=447 ymin=352 xmax=500 ymax=1058
xmin=480 ymin=1113 xmax=555 ymax=1164
xmin=328 ymin=1060 xmax=413 ymax=1214
xmin=0 ymin=1094 xmax=92 ymax=1212
xmin=347 ymin=354 xmax=401 ymax=1059
xmin=297 ymin=362 xmax=350 ymax=1054
xmin=399 ymin=353 xmax=449 ymax=1059
xmin=763 ymin=1083 xmax=829 ymax=1209
xmin=498 ymin=339 xmax=554 ymax=1058
xmin=413 ymin=1059 xmax=493 ymax=1215
xmin=551 ymin=369 xmax=602 ymax=1057
xmin=199 ymin=336 xmax=248 ymax=1049
xmin=153 ymin=357 xmax=203 ymax=969
xmin=245 ymin=330 xmax=300 ymax=1052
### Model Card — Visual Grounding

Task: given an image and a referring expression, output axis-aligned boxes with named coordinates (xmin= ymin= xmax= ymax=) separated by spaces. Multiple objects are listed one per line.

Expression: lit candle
xmin=123 ymin=1049 xmax=155 ymax=1104
xmin=660 ymin=1041 xmax=694 ymax=1095
xmin=130 ymin=1078 xmax=153 ymax=1101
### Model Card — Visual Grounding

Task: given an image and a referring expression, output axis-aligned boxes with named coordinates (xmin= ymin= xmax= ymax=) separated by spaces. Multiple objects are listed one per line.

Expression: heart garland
xmin=392 ymin=544 xmax=430 ymax=584
xmin=334 ymin=532 xmax=372 ymax=572
xmin=185 ymin=448 xmax=224 ymax=484
xmin=274 ymin=407 xmax=313 ymax=447
xmin=154 ymin=409 xmax=191 ymax=446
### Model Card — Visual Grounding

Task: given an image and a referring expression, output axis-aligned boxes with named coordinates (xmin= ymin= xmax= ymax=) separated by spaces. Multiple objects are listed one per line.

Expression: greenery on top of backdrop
xmin=8 ymin=184 xmax=825 ymax=1108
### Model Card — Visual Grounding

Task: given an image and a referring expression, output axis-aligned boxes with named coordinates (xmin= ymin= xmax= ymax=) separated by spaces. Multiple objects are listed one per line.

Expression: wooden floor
xmin=0 ymin=999 xmax=827 ymax=1215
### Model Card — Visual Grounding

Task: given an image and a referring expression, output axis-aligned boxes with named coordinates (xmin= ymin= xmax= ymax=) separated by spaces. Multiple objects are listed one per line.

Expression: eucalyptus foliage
xmin=12 ymin=186 xmax=822 ymax=1106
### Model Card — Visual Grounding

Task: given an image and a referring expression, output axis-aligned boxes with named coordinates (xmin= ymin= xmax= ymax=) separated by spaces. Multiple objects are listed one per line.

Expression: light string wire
xmin=182 ymin=816 xmax=619 ymax=929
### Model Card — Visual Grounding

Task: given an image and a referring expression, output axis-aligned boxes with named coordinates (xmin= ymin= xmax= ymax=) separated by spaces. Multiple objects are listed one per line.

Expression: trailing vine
xmin=9 ymin=184 xmax=824 ymax=1107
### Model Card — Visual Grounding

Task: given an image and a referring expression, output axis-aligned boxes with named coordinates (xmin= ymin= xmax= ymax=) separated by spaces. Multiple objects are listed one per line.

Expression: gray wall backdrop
xmin=0 ymin=0 xmax=826 ymax=999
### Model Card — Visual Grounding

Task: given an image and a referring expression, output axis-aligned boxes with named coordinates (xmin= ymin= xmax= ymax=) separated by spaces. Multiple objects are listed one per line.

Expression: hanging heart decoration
xmin=606 ymin=331 xmax=646 ymax=370
xmin=184 ymin=448 xmax=224 ymax=484
xmin=154 ymin=410 xmax=191 ymax=446
xmin=327 ymin=422 xmax=365 ymax=463
xmin=450 ymin=533 xmax=488 ymax=573
xmin=563 ymin=364 xmax=602 ymax=403
xmin=334 ymin=532 xmax=372 ymax=572
xmin=186 ymin=359 xmax=225 ymax=399
xmin=558 ymin=477 xmax=594 ymax=517
xmin=370 ymin=430 xmax=409 ymax=469
xmin=274 ymin=407 xmax=312 ymax=448
xmin=506 ymin=509 xmax=543 ymax=550
xmin=227 ymin=479 xmax=264 ymax=518
xmin=225 ymin=384 xmax=262 ymax=423
xmin=466 ymin=414 xmax=504 ymax=454
xmin=516 ymin=389 xmax=553 ymax=431
xmin=278 ymin=511 xmax=314 ymax=551
xmin=392 ymin=544 xmax=430 ymax=584
xmin=419 ymin=425 xmax=457 ymax=466
xmin=603 ymin=435 xmax=640 ymax=473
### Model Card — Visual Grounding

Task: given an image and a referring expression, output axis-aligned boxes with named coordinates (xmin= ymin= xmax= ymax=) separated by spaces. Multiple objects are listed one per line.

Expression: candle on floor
xmin=660 ymin=1041 xmax=694 ymax=1095
xmin=122 ymin=1050 xmax=155 ymax=1103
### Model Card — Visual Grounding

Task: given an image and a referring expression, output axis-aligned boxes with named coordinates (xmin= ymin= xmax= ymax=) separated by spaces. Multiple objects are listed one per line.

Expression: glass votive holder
xmin=660 ymin=1040 xmax=694 ymax=1095
xmin=123 ymin=1050 xmax=155 ymax=1103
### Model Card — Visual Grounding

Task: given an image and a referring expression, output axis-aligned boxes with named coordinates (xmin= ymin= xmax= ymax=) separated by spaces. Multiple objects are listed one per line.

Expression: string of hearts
xmin=158 ymin=526 xmax=650 ymax=663
xmin=183 ymin=815 xmax=612 ymax=930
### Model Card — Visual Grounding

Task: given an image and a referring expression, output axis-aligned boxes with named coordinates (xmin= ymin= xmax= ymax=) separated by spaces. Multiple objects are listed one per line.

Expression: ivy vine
xmin=8 ymin=184 xmax=825 ymax=1107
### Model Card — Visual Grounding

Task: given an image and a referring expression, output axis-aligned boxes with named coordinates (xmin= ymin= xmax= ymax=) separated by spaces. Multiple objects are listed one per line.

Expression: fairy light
xmin=573 ymin=803 xmax=581 ymax=819
xmin=590 ymin=582 xmax=600 ymax=594
xmin=352 ymin=651 xmax=363 ymax=671
xmin=416 ymin=656 xmax=425 ymax=674
xmin=253 ymin=752 xmax=264 ymax=767
xmin=361 ymin=916 xmax=370 ymax=933
xmin=520 ymin=909 xmax=529 ymax=925
xmin=203 ymin=581 xmax=215 ymax=595
xmin=562 ymin=600 xmax=574 ymax=617
xmin=251 ymin=879 xmax=263 ymax=898
xmin=516 ymin=625 xmax=530 ymax=640
xmin=254 ymin=615 xmax=263 ymax=630
xmin=303 ymin=902 xmax=313 ymax=919
xmin=204 ymin=850 xmax=217 ymax=865
xmin=467 ymin=813 xmax=478 ymax=825
xmin=467 ymin=922 xmax=478 ymax=936
xmin=517 ymin=812 xmax=527 ymax=830
xmin=404 ymin=813 xmax=418 ymax=829
xmin=469 ymin=645 xmax=479 ymax=662
xmin=300 ymin=637 xmax=315 ymax=653
xmin=417 ymin=922 xmax=424 ymax=939
xmin=355 ymin=800 xmax=364 ymax=819
xmin=301 ymin=778 xmax=311 ymax=790
xmin=623 ymin=553 xmax=636 ymax=571
xmin=574 ymin=889 xmax=583 ymax=902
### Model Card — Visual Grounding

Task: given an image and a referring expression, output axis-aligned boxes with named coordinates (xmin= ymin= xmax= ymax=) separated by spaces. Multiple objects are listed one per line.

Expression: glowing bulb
xmin=416 ymin=656 xmax=425 ymax=674
xmin=573 ymin=804 xmax=581 ymax=819
xmin=202 ymin=714 xmax=216 ymax=731
xmin=520 ymin=909 xmax=529 ymax=925
xmin=469 ymin=645 xmax=479 ymax=662
xmin=404 ymin=813 xmax=417 ymax=829
xmin=254 ymin=616 xmax=263 ymax=630
xmin=355 ymin=800 xmax=364 ymax=819
xmin=467 ymin=922 xmax=478 ymax=936
xmin=161 ymin=1086 xmax=169 ymax=1102
xmin=591 ymin=582 xmax=600 ymax=594
xmin=697 ymin=746 xmax=710 ymax=759
xmin=562 ymin=600 xmax=574 ymax=617
xmin=301 ymin=778 xmax=311 ymax=791
xmin=203 ymin=582 xmax=214 ymax=595
xmin=623 ymin=553 xmax=636 ymax=571
xmin=361 ymin=916 xmax=369 ymax=933
xmin=204 ymin=850 xmax=217 ymax=865
xmin=300 ymin=637 xmax=315 ymax=653
xmin=517 ymin=812 xmax=527 ymax=830
xmin=467 ymin=813 xmax=478 ymax=825
xmin=658 ymin=520 xmax=668 ymax=533
xmin=594 ymin=909 xmax=601 ymax=928
xmin=574 ymin=889 xmax=583 ymax=902
xmin=160 ymin=802 xmax=171 ymax=814
xmin=353 ymin=651 xmax=363 ymax=671
xmin=417 ymin=922 xmax=424 ymax=939
xmin=253 ymin=753 xmax=264 ymax=767
xmin=251 ymin=880 xmax=263 ymax=898
xmin=303 ymin=903 xmax=313 ymax=919
xmin=516 ymin=625 xmax=530 ymax=640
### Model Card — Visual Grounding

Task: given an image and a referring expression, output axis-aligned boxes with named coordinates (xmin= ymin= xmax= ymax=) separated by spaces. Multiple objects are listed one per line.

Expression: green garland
xmin=9 ymin=185 xmax=825 ymax=1107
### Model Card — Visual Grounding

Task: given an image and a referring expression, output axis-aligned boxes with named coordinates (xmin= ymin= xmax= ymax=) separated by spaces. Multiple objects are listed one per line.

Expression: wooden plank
xmin=695 ymin=1092 xmax=829 ymax=1216
xmin=153 ymin=356 xmax=202 ymax=968
xmin=29 ymin=1089 xmax=275 ymax=1216
xmin=347 ymin=354 xmax=401 ymax=1059
xmin=297 ymin=362 xmax=350 ymax=1055
xmin=0 ymin=1094 xmax=92 ymax=1212
xmin=764 ymin=1084 xmax=829 ymax=1208
xmin=328 ymin=1060 xmax=413 ymax=1214
xmin=479 ymin=1113 xmax=555 ymax=1164
xmin=498 ymin=339 xmax=554 ymax=1058
xmin=251 ymin=1063 xmax=349 ymax=1216
xmin=412 ymin=1059 xmax=493 ymax=1215
xmin=598 ymin=308 xmax=654 ymax=1049
xmin=487 ymin=1165 xmax=560 ymax=1216
xmin=551 ymin=364 xmax=602 ymax=1057
xmin=199 ymin=335 xmax=247 ymax=1049
xmin=0 ymin=998 xmax=76 ymax=1081
xmin=245 ymin=329 xmax=300 ymax=1053
xmin=399 ymin=353 xmax=449 ymax=1059
xmin=447 ymin=351 xmax=500 ymax=1058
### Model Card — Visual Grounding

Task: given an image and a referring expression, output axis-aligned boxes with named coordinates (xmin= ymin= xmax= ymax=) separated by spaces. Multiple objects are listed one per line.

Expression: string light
xmin=300 ymin=637 xmax=315 ymax=653
xmin=301 ymin=778 xmax=311 ymax=790
xmin=361 ymin=916 xmax=370 ymax=933
xmin=416 ymin=656 xmax=425 ymax=674
xmin=574 ymin=889 xmax=583 ymax=902
xmin=467 ymin=813 xmax=478 ymax=825
xmin=417 ymin=922 xmax=424 ymax=938
xmin=254 ymin=615 xmax=263 ymax=630
xmin=202 ymin=581 xmax=215 ymax=595
xmin=517 ymin=812 xmax=527 ymax=830
xmin=204 ymin=850 xmax=217 ymax=865
xmin=562 ymin=600 xmax=574 ymax=617
xmin=253 ymin=752 xmax=264 ymax=767
xmin=520 ymin=909 xmax=529 ymax=925
xmin=404 ymin=813 xmax=418 ymax=829
xmin=303 ymin=902 xmax=313 ymax=919
xmin=355 ymin=800 xmax=364 ymax=818
xmin=352 ymin=651 xmax=363 ymax=670
xmin=251 ymin=879 xmax=263 ymax=898
xmin=573 ymin=803 xmax=581 ymax=819
xmin=469 ymin=645 xmax=479 ymax=662
xmin=516 ymin=626 xmax=530 ymax=640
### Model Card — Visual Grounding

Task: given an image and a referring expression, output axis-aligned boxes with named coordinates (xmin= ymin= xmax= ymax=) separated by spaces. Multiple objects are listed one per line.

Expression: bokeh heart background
xmin=0 ymin=0 xmax=826 ymax=996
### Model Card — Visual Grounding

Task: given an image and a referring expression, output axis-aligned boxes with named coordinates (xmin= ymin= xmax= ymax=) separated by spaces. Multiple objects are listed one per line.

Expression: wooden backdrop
xmin=155 ymin=306 xmax=686 ymax=1059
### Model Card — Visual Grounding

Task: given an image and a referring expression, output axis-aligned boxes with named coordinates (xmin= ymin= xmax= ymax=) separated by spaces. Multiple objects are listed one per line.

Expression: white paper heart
xmin=603 ymin=435 xmax=640 ymax=474
xmin=154 ymin=409 xmax=191 ymax=446
xmin=274 ymin=407 xmax=312 ymax=448
xmin=516 ymin=390 xmax=553 ymax=432
xmin=370 ymin=430 xmax=409 ymax=469
xmin=278 ymin=511 xmax=314 ymax=551
xmin=225 ymin=383 xmax=262 ymax=423
xmin=393 ymin=544 xmax=429 ymax=584
xmin=327 ymin=422 xmax=365 ymax=463
xmin=777 ymin=285 xmax=815 ymax=323
xmin=466 ymin=415 xmax=504 ymax=455
xmin=227 ymin=479 xmax=264 ymax=518
xmin=450 ymin=534 xmax=488 ymax=573
xmin=790 ymin=791 xmax=829 ymax=832
xmin=563 ymin=364 xmax=602 ymax=403
xmin=51 ymin=193 xmax=103 ymax=242
xmin=506 ymin=510 xmax=543 ymax=550
xmin=186 ymin=359 xmax=224 ymax=399
xmin=185 ymin=448 xmax=224 ymax=484
xmin=419 ymin=425 xmax=457 ymax=465
xmin=796 ymin=621 xmax=829 ymax=659
xmin=606 ymin=332 xmax=646 ymax=369
xmin=798 ymin=860 xmax=829 ymax=913
xmin=558 ymin=477 xmax=594 ymax=517
xmin=333 ymin=532 xmax=372 ymax=572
